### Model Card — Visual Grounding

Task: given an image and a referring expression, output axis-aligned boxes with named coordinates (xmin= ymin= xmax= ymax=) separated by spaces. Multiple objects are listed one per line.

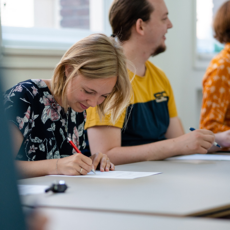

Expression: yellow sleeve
xmin=84 ymin=106 xmax=126 ymax=130
xmin=166 ymin=79 xmax=178 ymax=118
xmin=148 ymin=61 xmax=178 ymax=118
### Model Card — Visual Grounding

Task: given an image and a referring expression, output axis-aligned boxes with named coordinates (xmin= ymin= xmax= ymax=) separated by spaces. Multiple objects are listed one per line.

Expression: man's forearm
xmin=105 ymin=139 xmax=181 ymax=165
xmin=88 ymin=126 xmax=215 ymax=165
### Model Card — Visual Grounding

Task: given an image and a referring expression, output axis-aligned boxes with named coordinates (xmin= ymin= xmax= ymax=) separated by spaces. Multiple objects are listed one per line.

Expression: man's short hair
xmin=213 ymin=1 xmax=230 ymax=44
xmin=109 ymin=0 xmax=154 ymax=42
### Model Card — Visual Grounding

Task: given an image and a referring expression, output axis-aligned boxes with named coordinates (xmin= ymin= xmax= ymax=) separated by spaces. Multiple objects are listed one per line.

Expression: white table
xmin=20 ymin=159 xmax=230 ymax=218
xmin=28 ymin=207 xmax=230 ymax=230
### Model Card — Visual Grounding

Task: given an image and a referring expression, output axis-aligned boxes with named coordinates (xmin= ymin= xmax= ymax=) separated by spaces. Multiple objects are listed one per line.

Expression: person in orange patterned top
xmin=200 ymin=1 xmax=230 ymax=150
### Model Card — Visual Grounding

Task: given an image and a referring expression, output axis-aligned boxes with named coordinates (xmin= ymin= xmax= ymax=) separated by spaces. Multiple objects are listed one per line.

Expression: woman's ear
xmin=64 ymin=65 xmax=73 ymax=78
xmin=135 ymin=18 xmax=145 ymax=36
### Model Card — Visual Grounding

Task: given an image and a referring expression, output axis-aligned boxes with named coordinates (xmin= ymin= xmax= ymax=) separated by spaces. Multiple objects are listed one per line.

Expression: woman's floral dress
xmin=3 ymin=79 xmax=88 ymax=161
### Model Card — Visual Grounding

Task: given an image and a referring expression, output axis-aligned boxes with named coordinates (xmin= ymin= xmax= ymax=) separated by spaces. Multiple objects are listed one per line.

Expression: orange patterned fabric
xmin=200 ymin=43 xmax=230 ymax=133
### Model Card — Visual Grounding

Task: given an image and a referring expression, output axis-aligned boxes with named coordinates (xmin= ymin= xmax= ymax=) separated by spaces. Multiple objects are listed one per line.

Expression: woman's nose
xmin=87 ymin=96 xmax=99 ymax=108
xmin=87 ymin=95 xmax=105 ymax=107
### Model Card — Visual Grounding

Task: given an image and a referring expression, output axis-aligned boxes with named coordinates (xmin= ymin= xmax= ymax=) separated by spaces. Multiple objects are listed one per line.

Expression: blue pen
xmin=189 ymin=127 xmax=221 ymax=148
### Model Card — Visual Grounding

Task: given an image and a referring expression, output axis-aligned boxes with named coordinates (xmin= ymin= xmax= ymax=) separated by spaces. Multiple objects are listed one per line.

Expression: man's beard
xmin=151 ymin=45 xmax=166 ymax=57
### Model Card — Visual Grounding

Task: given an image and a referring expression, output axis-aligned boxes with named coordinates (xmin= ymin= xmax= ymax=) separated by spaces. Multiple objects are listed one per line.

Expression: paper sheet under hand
xmin=18 ymin=185 xmax=48 ymax=196
xmin=166 ymin=154 xmax=230 ymax=161
xmin=49 ymin=171 xmax=161 ymax=179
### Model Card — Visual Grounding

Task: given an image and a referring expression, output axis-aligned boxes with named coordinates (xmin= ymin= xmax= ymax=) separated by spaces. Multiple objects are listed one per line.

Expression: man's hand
xmin=174 ymin=129 xmax=215 ymax=155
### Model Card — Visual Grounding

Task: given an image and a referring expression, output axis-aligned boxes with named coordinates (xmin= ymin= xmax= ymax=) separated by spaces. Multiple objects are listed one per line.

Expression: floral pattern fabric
xmin=4 ymin=79 xmax=88 ymax=161
xmin=200 ymin=43 xmax=230 ymax=133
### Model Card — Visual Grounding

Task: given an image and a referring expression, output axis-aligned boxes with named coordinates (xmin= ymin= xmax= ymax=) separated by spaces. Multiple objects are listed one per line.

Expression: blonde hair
xmin=51 ymin=33 xmax=131 ymax=124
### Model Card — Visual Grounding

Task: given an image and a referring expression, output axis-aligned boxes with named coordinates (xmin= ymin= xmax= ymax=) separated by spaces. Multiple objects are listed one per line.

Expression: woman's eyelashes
xmin=83 ymin=89 xmax=94 ymax=94
xmin=83 ymin=88 xmax=108 ymax=99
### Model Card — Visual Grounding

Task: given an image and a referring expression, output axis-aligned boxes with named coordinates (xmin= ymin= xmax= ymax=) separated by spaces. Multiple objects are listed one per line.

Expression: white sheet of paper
xmin=166 ymin=154 xmax=230 ymax=161
xmin=18 ymin=185 xmax=47 ymax=196
xmin=49 ymin=171 xmax=161 ymax=179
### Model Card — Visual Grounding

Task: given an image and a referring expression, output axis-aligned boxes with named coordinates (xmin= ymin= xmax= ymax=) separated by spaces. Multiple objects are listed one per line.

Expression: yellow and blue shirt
xmin=85 ymin=61 xmax=177 ymax=146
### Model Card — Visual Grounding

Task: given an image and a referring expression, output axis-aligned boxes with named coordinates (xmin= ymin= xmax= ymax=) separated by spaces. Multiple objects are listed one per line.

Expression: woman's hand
xmin=90 ymin=152 xmax=115 ymax=172
xmin=214 ymin=130 xmax=230 ymax=148
xmin=57 ymin=154 xmax=93 ymax=175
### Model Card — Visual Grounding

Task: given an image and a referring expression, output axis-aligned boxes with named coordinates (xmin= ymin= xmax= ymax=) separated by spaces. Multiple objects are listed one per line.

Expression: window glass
xmin=196 ymin=0 xmax=226 ymax=53
xmin=0 ymin=0 xmax=112 ymax=50
xmin=1 ymin=0 xmax=104 ymax=31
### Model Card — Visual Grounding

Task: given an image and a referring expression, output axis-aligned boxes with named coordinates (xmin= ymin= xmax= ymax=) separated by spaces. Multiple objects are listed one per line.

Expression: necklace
xmin=63 ymin=107 xmax=70 ymax=134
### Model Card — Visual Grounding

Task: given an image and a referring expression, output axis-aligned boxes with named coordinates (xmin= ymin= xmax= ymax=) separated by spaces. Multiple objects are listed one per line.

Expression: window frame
xmin=194 ymin=0 xmax=222 ymax=70
xmin=0 ymin=0 xmax=113 ymax=69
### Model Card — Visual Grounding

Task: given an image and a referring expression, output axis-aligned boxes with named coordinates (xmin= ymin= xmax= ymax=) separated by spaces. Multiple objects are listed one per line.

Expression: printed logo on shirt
xmin=154 ymin=91 xmax=167 ymax=103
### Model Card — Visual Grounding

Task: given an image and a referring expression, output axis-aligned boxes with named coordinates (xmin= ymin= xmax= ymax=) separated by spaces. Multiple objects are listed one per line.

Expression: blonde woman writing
xmin=4 ymin=34 xmax=131 ymax=178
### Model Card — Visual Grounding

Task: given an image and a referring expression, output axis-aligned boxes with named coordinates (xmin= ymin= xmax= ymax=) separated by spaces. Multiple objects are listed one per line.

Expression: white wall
xmin=1 ymin=50 xmax=62 ymax=90
xmin=150 ymin=0 xmax=208 ymax=132
xmin=1 ymin=68 xmax=54 ymax=90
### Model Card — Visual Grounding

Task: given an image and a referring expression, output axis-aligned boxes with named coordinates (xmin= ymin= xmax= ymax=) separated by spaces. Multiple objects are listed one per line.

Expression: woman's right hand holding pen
xmin=55 ymin=153 xmax=115 ymax=175
xmin=56 ymin=154 xmax=93 ymax=175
